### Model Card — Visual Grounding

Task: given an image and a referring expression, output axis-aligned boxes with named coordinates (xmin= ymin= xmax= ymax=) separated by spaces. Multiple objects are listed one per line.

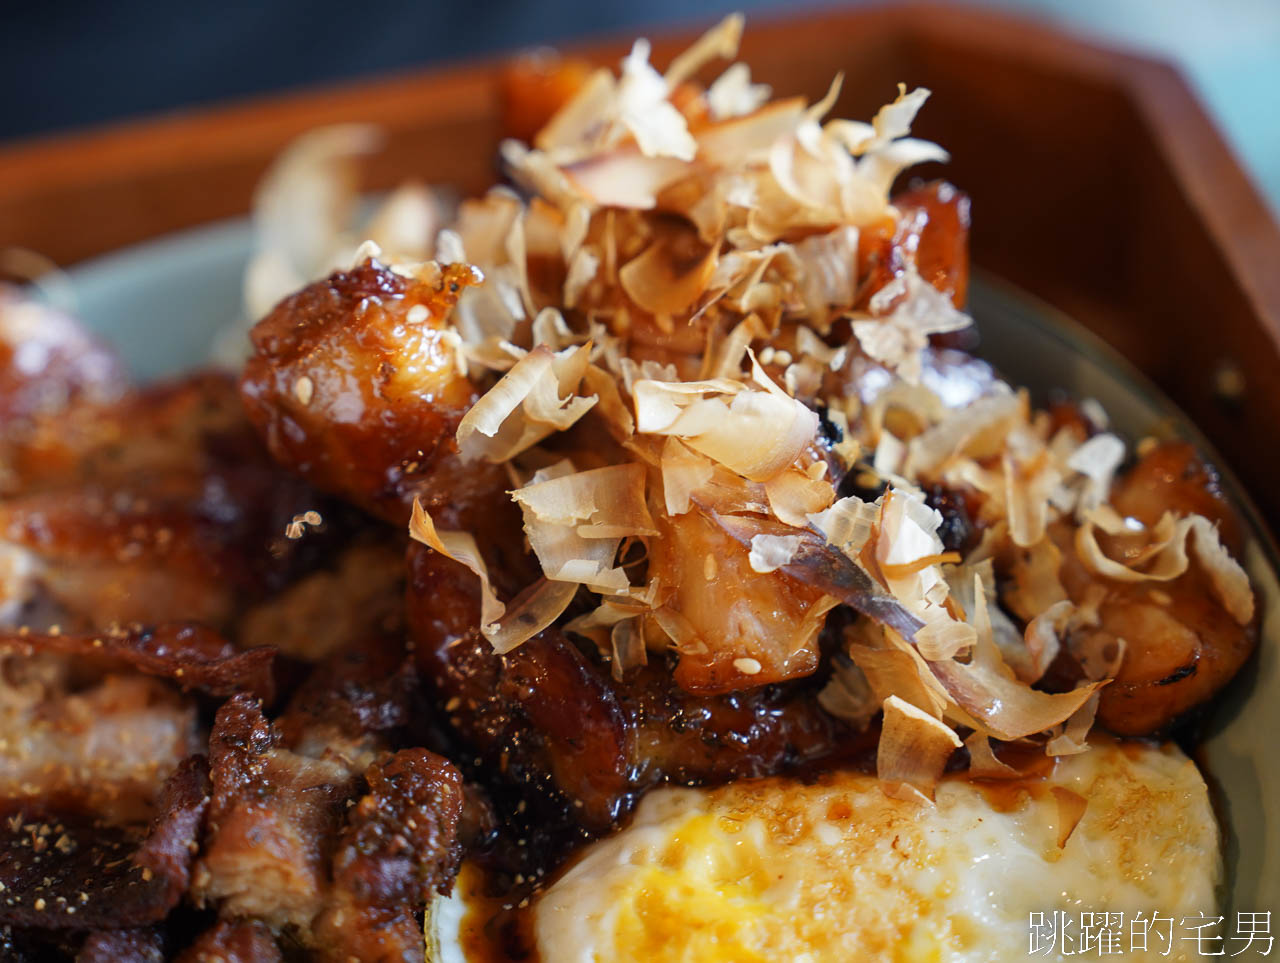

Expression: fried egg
xmin=436 ymin=739 xmax=1220 ymax=962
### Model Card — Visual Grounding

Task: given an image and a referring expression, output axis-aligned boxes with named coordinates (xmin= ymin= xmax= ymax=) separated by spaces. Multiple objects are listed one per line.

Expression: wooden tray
xmin=1 ymin=2 xmax=1278 ymax=528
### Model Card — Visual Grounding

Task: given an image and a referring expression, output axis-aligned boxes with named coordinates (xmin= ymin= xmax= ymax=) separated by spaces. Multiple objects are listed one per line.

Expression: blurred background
xmin=2 ymin=0 xmax=1278 ymax=213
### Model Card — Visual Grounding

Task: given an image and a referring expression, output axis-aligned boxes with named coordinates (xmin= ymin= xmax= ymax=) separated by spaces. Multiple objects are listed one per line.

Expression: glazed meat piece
xmin=409 ymin=541 xmax=631 ymax=830
xmin=0 ymin=287 xmax=127 ymax=482
xmin=175 ymin=921 xmax=282 ymax=963
xmin=652 ymin=507 xmax=832 ymax=693
xmin=196 ymin=690 xmax=465 ymax=958
xmin=0 ymin=622 xmax=275 ymax=701
xmin=1110 ymin=441 xmax=1242 ymax=544
xmin=0 ymin=658 xmax=201 ymax=823
xmin=408 ymin=542 xmax=853 ymax=834
xmin=236 ymin=540 xmax=406 ymax=660
xmin=499 ymin=51 xmax=595 ymax=144
xmin=0 ymin=755 xmax=210 ymax=930
xmin=0 ymin=484 xmax=243 ymax=629
xmin=77 ymin=928 xmax=166 ymax=963
xmin=241 ymin=257 xmax=508 ymax=526
xmin=0 ymin=621 xmax=271 ymax=824
xmin=193 ymin=695 xmax=361 ymax=934
xmin=0 ymin=371 xmax=239 ymax=495
xmin=313 ymin=749 xmax=464 ymax=963
xmin=623 ymin=660 xmax=858 ymax=790
xmin=0 ymin=373 xmax=336 ymax=633
xmin=1058 ymin=442 xmax=1257 ymax=734
xmin=196 ymin=637 xmax=431 ymax=940
xmin=275 ymin=631 xmax=421 ymax=770
xmin=855 ymin=180 xmax=971 ymax=310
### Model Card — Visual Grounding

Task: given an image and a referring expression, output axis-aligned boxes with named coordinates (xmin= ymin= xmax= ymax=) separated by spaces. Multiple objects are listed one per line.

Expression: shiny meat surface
xmin=653 ymin=508 xmax=829 ymax=693
xmin=0 ymin=755 xmax=210 ymax=930
xmin=194 ymin=695 xmax=359 ymax=934
xmin=77 ymin=928 xmax=167 ymax=963
xmin=855 ymin=180 xmax=971 ymax=310
xmin=174 ymin=921 xmax=282 ymax=963
xmin=408 ymin=542 xmax=854 ymax=840
xmin=0 ymin=374 xmax=337 ymax=633
xmin=240 ymin=258 xmax=502 ymax=526
xmin=0 ymin=371 xmax=243 ymax=495
xmin=275 ymin=631 xmax=421 ymax=768
xmin=313 ymin=749 xmax=464 ymax=963
xmin=408 ymin=541 xmax=631 ymax=830
xmin=0 ymin=286 xmax=126 ymax=440
xmin=1060 ymin=443 xmax=1257 ymax=734
xmin=499 ymin=52 xmax=595 ymax=145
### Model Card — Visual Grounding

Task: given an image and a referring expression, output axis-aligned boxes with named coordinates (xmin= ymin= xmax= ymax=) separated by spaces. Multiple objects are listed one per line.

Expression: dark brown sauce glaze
xmin=453 ymin=863 xmax=541 ymax=963
xmin=856 ymin=180 xmax=970 ymax=313
xmin=407 ymin=535 xmax=863 ymax=854
xmin=1053 ymin=443 xmax=1257 ymax=735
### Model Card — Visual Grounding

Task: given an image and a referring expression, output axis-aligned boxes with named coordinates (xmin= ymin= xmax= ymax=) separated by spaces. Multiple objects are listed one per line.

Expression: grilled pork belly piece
xmin=0 ymin=667 xmax=198 ymax=824
xmin=0 ymin=372 xmax=338 ymax=633
xmin=195 ymin=641 xmax=464 ymax=956
xmin=0 ymin=287 xmax=127 ymax=473
xmin=175 ymin=921 xmax=282 ymax=963
xmin=408 ymin=541 xmax=854 ymax=835
xmin=0 ymin=755 xmax=210 ymax=930
xmin=312 ymin=748 xmax=464 ymax=963
xmin=194 ymin=694 xmax=359 ymax=934
xmin=0 ymin=621 xmax=265 ymax=825
xmin=240 ymin=258 xmax=507 ymax=528
xmin=1054 ymin=442 xmax=1257 ymax=734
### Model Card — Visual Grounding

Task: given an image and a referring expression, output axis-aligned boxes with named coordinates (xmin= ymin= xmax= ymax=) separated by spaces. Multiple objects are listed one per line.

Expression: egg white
xmin=434 ymin=739 xmax=1220 ymax=962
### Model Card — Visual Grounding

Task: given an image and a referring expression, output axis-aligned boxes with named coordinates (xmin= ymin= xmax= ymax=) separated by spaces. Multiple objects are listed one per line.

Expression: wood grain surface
xmin=1 ymin=2 xmax=1278 ymax=528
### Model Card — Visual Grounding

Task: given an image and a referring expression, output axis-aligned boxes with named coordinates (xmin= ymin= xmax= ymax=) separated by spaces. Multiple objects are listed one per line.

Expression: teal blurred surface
xmin=979 ymin=0 xmax=1280 ymax=216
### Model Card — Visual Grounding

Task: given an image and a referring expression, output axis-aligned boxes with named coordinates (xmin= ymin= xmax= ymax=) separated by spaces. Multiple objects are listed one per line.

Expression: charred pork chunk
xmin=175 ymin=921 xmax=282 ymax=963
xmin=240 ymin=259 xmax=506 ymax=528
xmin=0 ymin=371 xmax=339 ymax=634
xmin=194 ymin=641 xmax=464 ymax=957
xmin=0 ymin=756 xmax=210 ymax=930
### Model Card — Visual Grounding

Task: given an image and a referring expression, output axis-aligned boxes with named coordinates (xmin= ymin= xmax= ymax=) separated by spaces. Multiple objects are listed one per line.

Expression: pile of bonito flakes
xmin=237 ymin=14 xmax=1253 ymax=800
